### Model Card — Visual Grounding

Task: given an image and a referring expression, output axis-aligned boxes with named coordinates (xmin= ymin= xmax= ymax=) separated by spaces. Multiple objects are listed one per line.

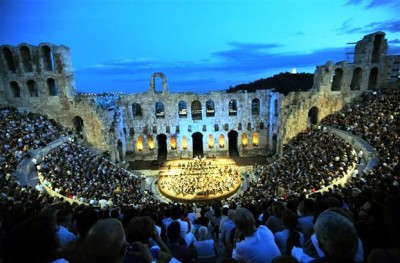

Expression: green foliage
xmin=227 ymin=72 xmax=314 ymax=95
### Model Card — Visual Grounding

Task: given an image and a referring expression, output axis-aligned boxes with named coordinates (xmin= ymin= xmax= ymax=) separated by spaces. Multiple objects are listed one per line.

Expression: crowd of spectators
xmin=0 ymin=86 xmax=399 ymax=262
xmin=38 ymin=140 xmax=157 ymax=207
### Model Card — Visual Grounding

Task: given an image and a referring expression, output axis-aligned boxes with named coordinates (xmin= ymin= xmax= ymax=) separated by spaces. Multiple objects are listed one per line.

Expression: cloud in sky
xmin=336 ymin=19 xmax=400 ymax=34
xmin=344 ymin=0 xmax=397 ymax=8
xmin=75 ymin=43 xmax=348 ymax=93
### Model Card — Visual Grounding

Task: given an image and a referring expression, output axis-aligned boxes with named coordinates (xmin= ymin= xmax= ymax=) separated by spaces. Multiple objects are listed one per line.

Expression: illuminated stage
xmin=156 ymin=157 xmax=242 ymax=202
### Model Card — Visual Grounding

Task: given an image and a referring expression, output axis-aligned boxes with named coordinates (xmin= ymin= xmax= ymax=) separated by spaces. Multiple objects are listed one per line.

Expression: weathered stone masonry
xmin=1 ymin=32 xmax=398 ymax=162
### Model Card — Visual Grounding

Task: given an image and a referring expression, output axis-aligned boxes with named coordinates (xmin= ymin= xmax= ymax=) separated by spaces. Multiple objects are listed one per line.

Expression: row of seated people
xmin=1 ymin=192 xmax=399 ymax=263
xmin=0 ymin=87 xmax=399 ymax=262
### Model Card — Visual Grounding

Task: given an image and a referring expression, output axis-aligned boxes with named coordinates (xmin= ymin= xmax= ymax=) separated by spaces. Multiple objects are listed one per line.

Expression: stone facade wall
xmin=1 ymin=32 xmax=398 ymax=162
xmin=280 ymin=31 xmax=399 ymax=148
xmin=119 ymin=76 xmax=275 ymax=160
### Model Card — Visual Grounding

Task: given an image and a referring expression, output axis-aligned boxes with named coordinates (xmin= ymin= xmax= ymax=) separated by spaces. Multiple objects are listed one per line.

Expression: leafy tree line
xmin=227 ymin=72 xmax=314 ymax=95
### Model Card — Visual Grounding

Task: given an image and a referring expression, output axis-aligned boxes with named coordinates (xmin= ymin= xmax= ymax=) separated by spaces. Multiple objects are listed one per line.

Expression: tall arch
xmin=132 ymin=103 xmax=142 ymax=117
xmin=192 ymin=132 xmax=203 ymax=157
xmin=272 ymin=134 xmax=278 ymax=154
xmin=331 ymin=68 xmax=343 ymax=91
xmin=350 ymin=67 xmax=362 ymax=91
xmin=155 ymin=102 xmax=165 ymax=119
xmin=241 ymin=133 xmax=248 ymax=147
xmin=219 ymin=134 xmax=225 ymax=148
xmin=27 ymin=80 xmax=39 ymax=97
xmin=148 ymin=135 xmax=154 ymax=150
xmin=150 ymin=72 xmax=168 ymax=93
xmin=368 ymin=67 xmax=379 ymax=90
xmin=117 ymin=140 xmax=124 ymax=162
xmin=274 ymin=99 xmax=279 ymax=117
xmin=136 ymin=136 xmax=144 ymax=151
xmin=308 ymin=106 xmax=319 ymax=127
xmin=178 ymin=101 xmax=187 ymax=118
xmin=372 ymin=34 xmax=383 ymax=63
xmin=47 ymin=78 xmax=58 ymax=96
xmin=208 ymin=134 xmax=214 ymax=148
xmin=73 ymin=116 xmax=84 ymax=138
xmin=191 ymin=100 xmax=202 ymax=120
xmin=229 ymin=100 xmax=237 ymax=116
xmin=252 ymin=98 xmax=260 ymax=115
xmin=41 ymin=45 xmax=54 ymax=71
xmin=171 ymin=135 xmax=177 ymax=150
xmin=156 ymin=134 xmax=167 ymax=161
xmin=20 ymin=46 xmax=33 ymax=72
xmin=10 ymin=81 xmax=20 ymax=97
xmin=3 ymin=47 xmax=16 ymax=73
xmin=252 ymin=132 xmax=259 ymax=146
xmin=228 ymin=130 xmax=239 ymax=156
xmin=206 ymin=100 xmax=215 ymax=117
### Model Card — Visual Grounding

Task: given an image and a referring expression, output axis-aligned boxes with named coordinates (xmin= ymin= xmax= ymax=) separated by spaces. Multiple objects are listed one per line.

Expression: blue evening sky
xmin=1 ymin=0 xmax=399 ymax=94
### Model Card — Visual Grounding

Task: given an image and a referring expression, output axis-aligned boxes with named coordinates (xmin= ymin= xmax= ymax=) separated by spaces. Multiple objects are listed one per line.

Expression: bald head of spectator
xmin=84 ymin=218 xmax=126 ymax=263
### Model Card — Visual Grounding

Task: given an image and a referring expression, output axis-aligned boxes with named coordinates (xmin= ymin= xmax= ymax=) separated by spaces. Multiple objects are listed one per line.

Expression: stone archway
xmin=157 ymin=134 xmax=167 ymax=161
xmin=308 ymin=106 xmax=319 ymax=127
xmin=272 ymin=133 xmax=278 ymax=154
xmin=73 ymin=116 xmax=84 ymax=139
xmin=117 ymin=140 xmax=123 ymax=163
xmin=150 ymin=72 xmax=168 ymax=93
xmin=228 ymin=130 xmax=239 ymax=157
xmin=192 ymin=132 xmax=203 ymax=158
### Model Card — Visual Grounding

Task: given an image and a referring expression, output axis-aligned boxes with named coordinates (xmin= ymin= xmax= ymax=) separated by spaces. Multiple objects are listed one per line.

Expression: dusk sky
xmin=1 ymin=0 xmax=399 ymax=94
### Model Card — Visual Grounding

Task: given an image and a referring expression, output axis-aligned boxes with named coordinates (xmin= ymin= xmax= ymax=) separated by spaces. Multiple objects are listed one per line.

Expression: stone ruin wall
xmin=0 ymin=43 xmax=112 ymax=153
xmin=1 ymin=32 xmax=399 ymax=161
xmin=118 ymin=76 xmax=276 ymax=161
xmin=281 ymin=31 xmax=399 ymax=146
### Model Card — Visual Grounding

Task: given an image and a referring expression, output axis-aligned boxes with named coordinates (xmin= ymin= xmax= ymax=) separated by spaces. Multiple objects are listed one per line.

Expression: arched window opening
xmin=206 ymin=100 xmax=215 ymax=117
xmin=252 ymin=132 xmax=259 ymax=146
xmin=191 ymin=100 xmax=202 ymax=120
xmin=73 ymin=116 xmax=84 ymax=139
xmin=132 ymin=103 xmax=142 ymax=117
xmin=350 ymin=67 xmax=362 ymax=91
xmin=229 ymin=100 xmax=237 ymax=116
xmin=178 ymin=101 xmax=187 ymax=118
xmin=228 ymin=131 xmax=238 ymax=156
xmin=192 ymin=132 xmax=203 ymax=157
xmin=208 ymin=134 xmax=214 ymax=148
xmin=241 ymin=133 xmax=248 ymax=147
xmin=137 ymin=136 xmax=144 ymax=151
xmin=47 ymin=78 xmax=58 ymax=96
xmin=252 ymin=98 xmax=260 ymax=115
xmin=331 ymin=68 xmax=343 ymax=91
xmin=182 ymin=136 xmax=188 ymax=150
xmin=368 ymin=67 xmax=379 ymax=90
xmin=155 ymin=102 xmax=165 ymax=119
xmin=3 ymin=47 xmax=16 ymax=73
xmin=219 ymin=134 xmax=225 ymax=148
xmin=274 ymin=99 xmax=279 ymax=117
xmin=27 ymin=80 xmax=39 ymax=97
xmin=41 ymin=45 xmax=54 ymax=71
xmin=171 ymin=135 xmax=177 ymax=150
xmin=148 ymin=136 xmax=154 ymax=150
xmin=20 ymin=46 xmax=33 ymax=72
xmin=272 ymin=134 xmax=278 ymax=154
xmin=259 ymin=122 xmax=265 ymax=129
xmin=372 ymin=34 xmax=383 ymax=63
xmin=308 ymin=106 xmax=319 ymax=127
xmin=10 ymin=81 xmax=20 ymax=97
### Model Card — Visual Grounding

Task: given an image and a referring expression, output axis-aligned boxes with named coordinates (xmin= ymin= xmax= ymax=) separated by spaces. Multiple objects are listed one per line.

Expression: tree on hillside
xmin=227 ymin=72 xmax=314 ymax=95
